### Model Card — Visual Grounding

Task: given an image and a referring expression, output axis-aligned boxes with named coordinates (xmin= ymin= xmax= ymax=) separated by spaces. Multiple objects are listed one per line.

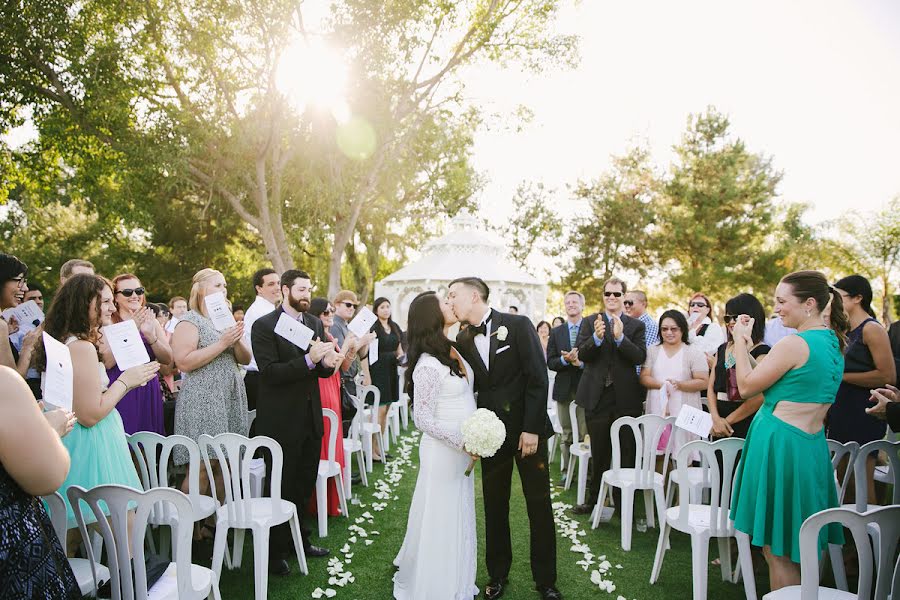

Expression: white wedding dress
xmin=393 ymin=353 xmax=479 ymax=600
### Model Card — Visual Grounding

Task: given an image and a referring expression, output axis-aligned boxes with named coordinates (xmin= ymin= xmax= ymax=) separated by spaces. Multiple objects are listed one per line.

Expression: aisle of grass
xmin=216 ymin=428 xmax=770 ymax=599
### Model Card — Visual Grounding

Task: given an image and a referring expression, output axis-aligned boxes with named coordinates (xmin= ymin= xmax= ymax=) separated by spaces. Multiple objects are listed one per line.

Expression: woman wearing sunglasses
xmin=707 ymin=294 xmax=769 ymax=439
xmin=686 ymin=292 xmax=724 ymax=357
xmin=102 ymin=273 xmax=173 ymax=435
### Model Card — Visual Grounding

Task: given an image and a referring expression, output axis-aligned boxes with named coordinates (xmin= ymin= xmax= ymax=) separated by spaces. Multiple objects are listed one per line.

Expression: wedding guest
xmin=888 ymin=320 xmax=900 ymax=362
xmin=730 ymin=270 xmax=849 ymax=591
xmin=369 ymin=297 xmax=403 ymax=461
xmin=330 ymin=291 xmax=375 ymax=436
xmin=102 ymin=273 xmax=173 ymax=435
xmin=829 ymin=275 xmax=896 ymax=503
xmin=241 ymin=268 xmax=281 ymax=431
xmin=708 ymin=294 xmax=770 ymax=439
xmin=551 ymin=316 xmax=565 ymax=328
xmin=232 ymin=304 xmax=245 ymax=322
xmin=686 ymin=292 xmax=725 ymax=356
xmin=58 ymin=259 xmax=94 ymax=286
xmin=309 ymin=298 xmax=354 ymax=516
xmin=165 ymin=295 xmax=188 ymax=334
xmin=0 ymin=253 xmax=28 ymax=369
xmin=573 ymin=276 xmax=647 ymax=514
xmin=624 ymin=290 xmax=657 ymax=348
xmin=763 ymin=314 xmax=796 ymax=347
xmin=508 ymin=306 xmax=519 ymax=315
xmin=536 ymin=320 xmax=551 ymax=357
xmin=13 ymin=281 xmax=45 ymax=396
xmin=171 ymin=269 xmax=250 ymax=507
xmin=23 ymin=284 xmax=44 ymax=309
xmin=252 ymin=270 xmax=339 ymax=574
xmin=640 ymin=310 xmax=709 ymax=457
xmin=149 ymin=303 xmax=178 ymax=395
xmin=547 ymin=291 xmax=588 ymax=470
xmin=0 ymin=366 xmax=80 ymax=598
xmin=32 ymin=274 xmax=158 ymax=538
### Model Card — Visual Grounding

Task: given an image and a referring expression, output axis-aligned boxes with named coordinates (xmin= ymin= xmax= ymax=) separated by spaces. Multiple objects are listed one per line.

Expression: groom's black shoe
xmin=536 ymin=584 xmax=563 ymax=600
xmin=484 ymin=579 xmax=508 ymax=600
xmin=304 ymin=545 xmax=330 ymax=558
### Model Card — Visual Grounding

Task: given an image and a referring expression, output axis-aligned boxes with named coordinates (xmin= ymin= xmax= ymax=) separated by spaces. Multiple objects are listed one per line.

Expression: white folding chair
xmin=874 ymin=428 xmax=897 ymax=487
xmin=386 ymin=401 xmax=401 ymax=448
xmin=200 ymin=433 xmax=307 ymax=600
xmin=564 ymin=400 xmax=592 ymax=505
xmin=67 ymin=484 xmax=220 ymax=600
xmin=650 ymin=438 xmax=757 ymax=600
xmin=316 ymin=408 xmax=349 ymax=537
xmin=357 ymin=384 xmax=387 ymax=471
xmin=823 ymin=439 xmax=861 ymax=591
xmin=763 ymin=505 xmax=900 ymax=600
xmin=397 ymin=367 xmax=410 ymax=430
xmin=245 ymin=410 xmax=266 ymax=498
xmin=590 ymin=414 xmax=675 ymax=551
xmin=127 ymin=432 xmax=219 ymax=561
xmin=42 ymin=492 xmax=110 ymax=597
xmin=342 ymin=400 xmax=368 ymax=498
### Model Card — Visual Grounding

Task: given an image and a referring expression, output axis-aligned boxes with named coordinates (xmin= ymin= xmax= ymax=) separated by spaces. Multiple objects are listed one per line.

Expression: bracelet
xmin=148 ymin=337 xmax=159 ymax=344
xmin=114 ymin=379 xmax=129 ymax=393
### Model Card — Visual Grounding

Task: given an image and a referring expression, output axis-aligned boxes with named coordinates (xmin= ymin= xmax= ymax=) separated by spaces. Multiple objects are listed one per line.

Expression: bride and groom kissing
xmin=393 ymin=277 xmax=562 ymax=600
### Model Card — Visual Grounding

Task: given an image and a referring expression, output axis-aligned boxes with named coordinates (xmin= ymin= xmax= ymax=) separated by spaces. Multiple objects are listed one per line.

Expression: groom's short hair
xmin=449 ymin=277 xmax=490 ymax=303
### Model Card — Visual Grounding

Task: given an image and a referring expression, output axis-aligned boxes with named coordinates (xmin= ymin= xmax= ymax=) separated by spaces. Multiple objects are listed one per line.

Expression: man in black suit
xmin=571 ymin=276 xmax=647 ymax=515
xmin=546 ymin=291 xmax=589 ymax=474
xmin=252 ymin=269 xmax=342 ymax=575
xmin=449 ymin=277 xmax=560 ymax=600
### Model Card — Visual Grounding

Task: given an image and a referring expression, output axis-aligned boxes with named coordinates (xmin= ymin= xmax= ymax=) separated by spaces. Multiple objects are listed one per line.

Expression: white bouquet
xmin=460 ymin=408 xmax=507 ymax=476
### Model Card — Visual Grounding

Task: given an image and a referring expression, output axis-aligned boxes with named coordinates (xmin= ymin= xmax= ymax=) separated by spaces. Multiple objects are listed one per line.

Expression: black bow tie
xmin=471 ymin=322 xmax=488 ymax=337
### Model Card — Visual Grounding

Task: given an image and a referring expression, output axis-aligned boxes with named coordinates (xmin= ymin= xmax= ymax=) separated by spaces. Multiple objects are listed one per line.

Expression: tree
xmin=499 ymin=182 xmax=562 ymax=276
xmin=559 ymin=144 xmax=659 ymax=300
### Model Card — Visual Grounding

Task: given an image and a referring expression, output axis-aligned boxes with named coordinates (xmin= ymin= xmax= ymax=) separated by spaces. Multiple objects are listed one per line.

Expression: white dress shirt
xmin=242 ymin=295 xmax=277 ymax=372
xmin=473 ymin=308 xmax=492 ymax=369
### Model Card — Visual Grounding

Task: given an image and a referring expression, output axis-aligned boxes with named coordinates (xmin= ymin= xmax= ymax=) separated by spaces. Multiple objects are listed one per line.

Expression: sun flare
xmin=275 ymin=36 xmax=350 ymax=122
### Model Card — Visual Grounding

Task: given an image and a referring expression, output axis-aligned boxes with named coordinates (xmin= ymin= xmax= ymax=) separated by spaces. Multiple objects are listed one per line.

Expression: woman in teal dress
xmin=729 ymin=270 xmax=850 ymax=592
xmin=33 ymin=274 xmax=160 ymax=536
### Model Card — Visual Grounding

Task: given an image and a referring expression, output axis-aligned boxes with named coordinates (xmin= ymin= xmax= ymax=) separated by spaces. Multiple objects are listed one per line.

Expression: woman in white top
xmin=640 ymin=310 xmax=709 ymax=457
xmin=687 ymin=292 xmax=725 ymax=357
xmin=393 ymin=291 xmax=478 ymax=600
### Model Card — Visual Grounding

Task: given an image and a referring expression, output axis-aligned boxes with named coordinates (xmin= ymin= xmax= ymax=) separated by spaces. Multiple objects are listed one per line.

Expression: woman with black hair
xmin=829 ymin=274 xmax=896 ymax=503
xmin=393 ymin=291 xmax=478 ymax=600
xmin=536 ymin=320 xmax=551 ymax=358
xmin=708 ymin=293 xmax=770 ymax=439
xmin=0 ymin=253 xmax=31 ymax=371
xmin=368 ymin=297 xmax=404 ymax=461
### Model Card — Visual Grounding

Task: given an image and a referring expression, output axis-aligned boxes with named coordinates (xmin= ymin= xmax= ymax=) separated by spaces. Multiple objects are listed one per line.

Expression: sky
xmin=463 ymin=0 xmax=900 ymax=228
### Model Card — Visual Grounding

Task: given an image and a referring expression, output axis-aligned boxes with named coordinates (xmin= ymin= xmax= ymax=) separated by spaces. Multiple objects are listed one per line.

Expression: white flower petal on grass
xmin=325 ymin=589 xmax=337 ymax=598
xmin=365 ymin=539 xmax=374 ymax=546
xmin=311 ymin=588 xmax=324 ymax=599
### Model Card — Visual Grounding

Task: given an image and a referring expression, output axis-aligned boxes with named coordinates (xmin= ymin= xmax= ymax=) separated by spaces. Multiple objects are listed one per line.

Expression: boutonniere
xmin=492 ymin=325 xmax=509 ymax=342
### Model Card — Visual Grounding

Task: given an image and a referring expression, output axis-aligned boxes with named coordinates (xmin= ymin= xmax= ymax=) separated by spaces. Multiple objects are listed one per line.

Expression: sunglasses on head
xmin=341 ymin=302 xmax=358 ymax=309
xmin=117 ymin=287 xmax=145 ymax=297
xmin=723 ymin=314 xmax=738 ymax=324
xmin=689 ymin=301 xmax=708 ymax=308
xmin=604 ymin=291 xmax=623 ymax=298
xmin=623 ymin=300 xmax=634 ymax=306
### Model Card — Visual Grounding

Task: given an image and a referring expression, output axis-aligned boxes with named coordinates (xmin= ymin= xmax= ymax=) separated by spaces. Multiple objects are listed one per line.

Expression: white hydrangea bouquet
xmin=460 ymin=408 xmax=507 ymax=476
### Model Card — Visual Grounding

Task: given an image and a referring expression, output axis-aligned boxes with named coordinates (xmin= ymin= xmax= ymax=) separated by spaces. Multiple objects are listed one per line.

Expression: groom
xmin=449 ymin=277 xmax=561 ymax=600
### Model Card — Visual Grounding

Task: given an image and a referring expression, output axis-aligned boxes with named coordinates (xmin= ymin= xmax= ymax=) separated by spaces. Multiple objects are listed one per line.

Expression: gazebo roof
xmin=378 ymin=211 xmax=542 ymax=285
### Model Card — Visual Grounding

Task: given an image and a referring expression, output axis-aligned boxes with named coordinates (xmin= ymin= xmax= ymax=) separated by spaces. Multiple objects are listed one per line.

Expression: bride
xmin=393 ymin=291 xmax=479 ymax=600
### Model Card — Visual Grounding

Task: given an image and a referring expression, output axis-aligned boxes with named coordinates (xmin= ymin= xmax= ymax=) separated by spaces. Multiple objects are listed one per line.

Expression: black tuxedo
xmin=251 ymin=307 xmax=335 ymax=554
xmin=455 ymin=309 xmax=557 ymax=587
xmin=546 ymin=320 xmax=589 ymax=401
xmin=573 ymin=312 xmax=646 ymax=505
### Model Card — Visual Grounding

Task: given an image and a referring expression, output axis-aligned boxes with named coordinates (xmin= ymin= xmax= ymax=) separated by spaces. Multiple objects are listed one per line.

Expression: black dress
xmin=828 ymin=318 xmax=887 ymax=444
xmin=712 ymin=342 xmax=770 ymax=439
xmin=0 ymin=462 xmax=80 ymax=599
xmin=368 ymin=322 xmax=400 ymax=405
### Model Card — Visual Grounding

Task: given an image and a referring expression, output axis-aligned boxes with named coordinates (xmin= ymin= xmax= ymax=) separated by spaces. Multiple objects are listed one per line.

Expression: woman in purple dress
xmin=102 ymin=273 xmax=173 ymax=435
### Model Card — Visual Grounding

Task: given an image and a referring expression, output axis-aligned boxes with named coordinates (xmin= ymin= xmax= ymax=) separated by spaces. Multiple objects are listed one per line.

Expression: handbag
xmin=725 ymin=343 xmax=761 ymax=402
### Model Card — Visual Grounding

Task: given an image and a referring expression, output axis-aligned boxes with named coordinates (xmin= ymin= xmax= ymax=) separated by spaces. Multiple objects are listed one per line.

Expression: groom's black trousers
xmin=481 ymin=437 xmax=557 ymax=587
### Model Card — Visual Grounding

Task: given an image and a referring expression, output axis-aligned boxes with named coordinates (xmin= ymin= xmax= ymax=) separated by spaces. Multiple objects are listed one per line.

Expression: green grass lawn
xmin=216 ymin=428 xmax=771 ymax=599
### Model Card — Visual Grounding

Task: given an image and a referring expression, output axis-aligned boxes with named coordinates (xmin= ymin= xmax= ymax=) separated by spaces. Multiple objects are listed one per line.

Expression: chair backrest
xmin=67 ymin=484 xmax=203 ymax=600
xmin=671 ymin=437 xmax=744 ymax=536
xmin=247 ymin=409 xmax=257 ymax=430
xmin=568 ymin=399 xmax=582 ymax=443
xmin=346 ymin=393 xmax=364 ymax=440
xmin=797 ymin=505 xmax=900 ymax=600
xmin=127 ymin=432 xmax=205 ymax=524
xmin=852 ymin=440 xmax=900 ymax=510
xmin=609 ymin=414 xmax=676 ymax=483
xmin=322 ymin=408 xmax=339 ymax=465
xmin=198 ymin=433 xmax=283 ymax=524
xmin=358 ymin=384 xmax=381 ymax=422
xmin=42 ymin=491 xmax=69 ymax=547
xmin=826 ymin=439 xmax=860 ymax=503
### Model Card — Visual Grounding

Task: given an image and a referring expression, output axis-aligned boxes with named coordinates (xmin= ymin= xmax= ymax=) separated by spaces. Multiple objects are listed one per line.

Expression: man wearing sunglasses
xmin=571 ymin=276 xmax=647 ymax=515
xmin=331 ymin=290 xmax=376 ymax=399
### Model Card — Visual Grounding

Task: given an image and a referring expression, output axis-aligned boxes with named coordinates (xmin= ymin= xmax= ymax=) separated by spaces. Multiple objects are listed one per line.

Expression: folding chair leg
xmin=344 ymin=453 xmax=353 ymax=499
xmin=289 ymin=511 xmax=308 ymax=575
xmin=643 ymin=489 xmax=656 ymax=529
xmin=211 ymin=524 xmax=230 ymax=579
xmin=232 ymin=528 xmax=245 ymax=569
xmin=735 ymin=531 xmax=757 ymax=600
xmin=336 ymin=474 xmax=349 ymax=518
xmin=251 ymin=526 xmax=269 ymax=600
xmin=650 ymin=523 xmax=670 ymax=584
xmin=316 ymin=476 xmax=328 ymax=538
xmin=716 ymin=537 xmax=732 ymax=582
xmin=621 ymin=487 xmax=635 ymax=551
xmin=356 ymin=450 xmax=368 ymax=486
xmin=689 ymin=534 xmax=710 ymax=600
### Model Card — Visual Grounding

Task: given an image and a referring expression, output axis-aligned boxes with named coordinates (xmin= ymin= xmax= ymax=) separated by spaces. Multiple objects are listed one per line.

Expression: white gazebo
xmin=375 ymin=211 xmax=547 ymax=328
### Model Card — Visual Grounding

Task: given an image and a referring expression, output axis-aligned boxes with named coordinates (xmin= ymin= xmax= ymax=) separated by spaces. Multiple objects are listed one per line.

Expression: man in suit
xmin=252 ymin=269 xmax=343 ymax=575
xmin=571 ymin=276 xmax=647 ymax=515
xmin=449 ymin=277 xmax=561 ymax=600
xmin=546 ymin=290 xmax=589 ymax=473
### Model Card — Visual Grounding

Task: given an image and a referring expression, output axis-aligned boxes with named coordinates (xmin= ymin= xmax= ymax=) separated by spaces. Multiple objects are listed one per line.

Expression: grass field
xmin=215 ymin=428 xmax=772 ymax=599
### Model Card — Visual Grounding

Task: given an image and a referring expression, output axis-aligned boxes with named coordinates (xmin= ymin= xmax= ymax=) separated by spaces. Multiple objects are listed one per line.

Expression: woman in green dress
xmin=729 ymin=270 xmax=850 ymax=592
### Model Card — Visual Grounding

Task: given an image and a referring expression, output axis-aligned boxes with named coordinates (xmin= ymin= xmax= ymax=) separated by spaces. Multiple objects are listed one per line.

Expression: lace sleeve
xmin=413 ymin=364 xmax=464 ymax=451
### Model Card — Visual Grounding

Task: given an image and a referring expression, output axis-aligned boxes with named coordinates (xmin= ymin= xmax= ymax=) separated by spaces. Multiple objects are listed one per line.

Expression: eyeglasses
xmin=11 ymin=275 xmax=27 ymax=288
xmin=689 ymin=301 xmax=708 ymax=308
xmin=323 ymin=309 xmax=334 ymax=316
xmin=660 ymin=326 xmax=681 ymax=333
xmin=116 ymin=287 xmax=145 ymax=297
xmin=723 ymin=314 xmax=738 ymax=324
xmin=623 ymin=300 xmax=634 ymax=306
xmin=341 ymin=302 xmax=358 ymax=309
xmin=604 ymin=291 xmax=623 ymax=298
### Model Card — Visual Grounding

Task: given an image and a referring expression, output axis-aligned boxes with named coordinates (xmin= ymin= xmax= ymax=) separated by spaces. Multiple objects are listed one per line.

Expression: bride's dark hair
xmin=404 ymin=291 xmax=462 ymax=398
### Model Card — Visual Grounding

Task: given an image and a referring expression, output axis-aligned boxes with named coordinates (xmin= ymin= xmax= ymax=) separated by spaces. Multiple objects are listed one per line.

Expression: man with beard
xmin=252 ymin=269 xmax=343 ymax=575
